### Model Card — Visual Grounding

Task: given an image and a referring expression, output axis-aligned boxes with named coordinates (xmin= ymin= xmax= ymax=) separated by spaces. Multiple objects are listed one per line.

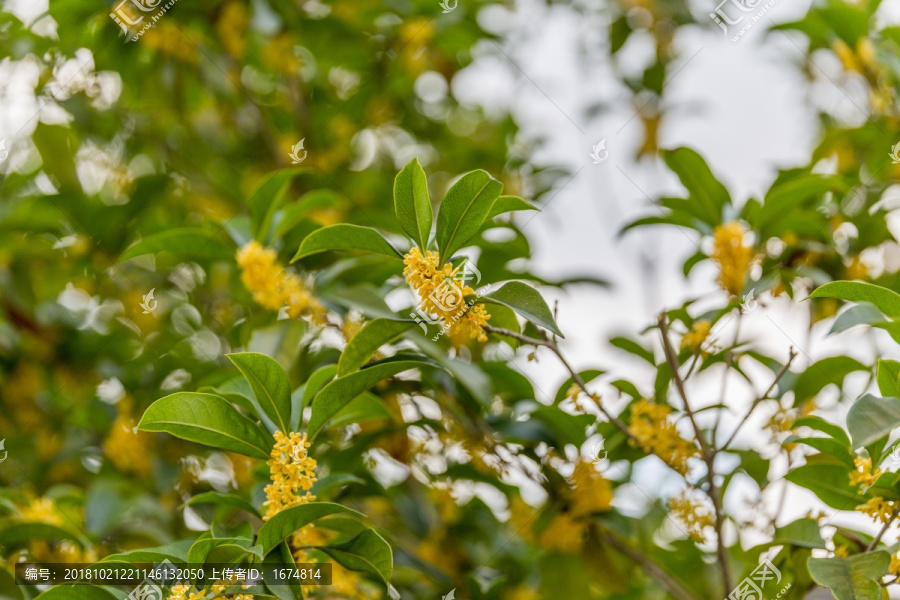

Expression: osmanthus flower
xmin=263 ymin=431 xmax=317 ymax=521
xmin=166 ymin=584 xmax=205 ymax=600
xmin=538 ymin=511 xmax=587 ymax=553
xmin=628 ymin=400 xmax=699 ymax=476
xmin=890 ymin=553 xmax=900 ymax=577
xmin=856 ymin=497 xmax=897 ymax=523
xmin=567 ymin=460 xmax=613 ymax=517
xmin=680 ymin=320 xmax=711 ymax=353
xmin=403 ymin=247 xmax=490 ymax=344
xmin=211 ymin=579 xmax=253 ymax=600
xmin=849 ymin=456 xmax=882 ymax=488
xmin=667 ymin=491 xmax=716 ymax=544
xmin=711 ymin=221 xmax=753 ymax=297
xmin=19 ymin=497 xmax=64 ymax=526
xmin=236 ymin=241 xmax=325 ymax=322
xmin=103 ymin=399 xmax=153 ymax=477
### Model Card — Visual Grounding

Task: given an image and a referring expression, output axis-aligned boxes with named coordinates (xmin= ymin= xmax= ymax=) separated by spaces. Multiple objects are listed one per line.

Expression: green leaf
xmin=181 ymin=492 xmax=260 ymax=517
xmin=787 ymin=437 xmax=854 ymax=467
xmin=530 ymin=407 xmax=595 ymax=447
xmin=393 ymin=158 xmax=433 ymax=250
xmin=299 ymin=364 xmax=338 ymax=417
xmin=316 ymin=529 xmax=392 ymax=585
xmin=228 ymin=352 xmax=292 ymax=434
xmin=487 ymin=195 xmax=538 ymax=219
xmin=187 ymin=538 xmax=254 ymax=565
xmin=610 ymin=337 xmax=655 ymax=364
xmin=308 ymin=359 xmax=437 ymax=438
xmin=292 ymin=224 xmax=402 ymax=262
xmin=120 ymin=228 xmax=233 ymax=262
xmin=807 ymin=552 xmax=890 ymax=600
xmin=793 ymin=416 xmax=851 ymax=447
xmin=248 ymin=168 xmax=306 ymax=241
xmin=475 ymin=281 xmax=563 ymax=337
xmin=661 ymin=147 xmax=730 ymax=225
xmin=772 ymin=518 xmax=826 ymax=549
xmin=34 ymin=587 xmax=120 ymax=600
xmin=98 ymin=540 xmax=193 ymax=564
xmin=784 ymin=460 xmax=864 ymax=509
xmin=257 ymin=502 xmax=362 ymax=555
xmin=338 ymin=319 xmax=415 ymax=377
xmin=792 ymin=356 xmax=867 ymax=403
xmin=847 ymin=394 xmax=900 ymax=449
xmin=263 ymin=542 xmax=304 ymax=600
xmin=809 ymin=281 xmax=900 ymax=320
xmin=876 ymin=360 xmax=900 ymax=397
xmin=138 ymin=392 xmax=271 ymax=459
xmin=0 ymin=523 xmax=86 ymax=549
xmin=435 ymin=170 xmax=503 ymax=264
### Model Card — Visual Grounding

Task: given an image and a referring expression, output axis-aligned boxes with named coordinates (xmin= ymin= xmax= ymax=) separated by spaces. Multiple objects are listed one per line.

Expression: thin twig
xmin=868 ymin=503 xmax=900 ymax=551
xmin=720 ymin=349 xmax=797 ymax=452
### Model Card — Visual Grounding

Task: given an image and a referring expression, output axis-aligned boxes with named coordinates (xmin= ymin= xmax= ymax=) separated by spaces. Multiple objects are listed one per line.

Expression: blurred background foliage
xmin=2 ymin=0 xmax=900 ymax=598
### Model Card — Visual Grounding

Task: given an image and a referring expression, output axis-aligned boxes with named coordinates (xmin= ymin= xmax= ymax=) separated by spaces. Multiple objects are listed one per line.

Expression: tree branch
xmin=599 ymin=529 xmax=701 ymax=600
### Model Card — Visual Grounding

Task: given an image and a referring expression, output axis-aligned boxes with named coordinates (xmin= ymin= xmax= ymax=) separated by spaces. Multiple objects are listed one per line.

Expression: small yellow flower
xmin=568 ymin=460 xmax=613 ymax=517
xmin=167 ymin=585 xmax=206 ymax=600
xmin=711 ymin=221 xmax=753 ymax=296
xmin=668 ymin=491 xmax=716 ymax=543
xmin=19 ymin=498 xmax=64 ymax=526
xmin=103 ymin=403 xmax=153 ymax=477
xmin=236 ymin=241 xmax=325 ymax=321
xmin=628 ymin=400 xmax=699 ymax=476
xmin=680 ymin=320 xmax=711 ymax=353
xmin=856 ymin=497 xmax=896 ymax=523
xmin=849 ymin=456 xmax=882 ymax=488
xmin=538 ymin=511 xmax=585 ymax=553
xmin=890 ymin=553 xmax=900 ymax=576
xmin=403 ymin=247 xmax=490 ymax=344
xmin=833 ymin=545 xmax=850 ymax=558
xmin=263 ymin=431 xmax=317 ymax=521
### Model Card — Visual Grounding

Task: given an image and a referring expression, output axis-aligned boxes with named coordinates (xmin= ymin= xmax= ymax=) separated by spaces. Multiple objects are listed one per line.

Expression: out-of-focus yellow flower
xmin=263 ymin=431 xmax=317 ymax=521
xmin=398 ymin=18 xmax=434 ymax=73
xmin=568 ymin=460 xmax=613 ymax=517
xmin=30 ymin=540 xmax=97 ymax=564
xmin=342 ymin=312 xmax=366 ymax=343
xmin=509 ymin=496 xmax=536 ymax=543
xmin=503 ymin=585 xmax=540 ymax=600
xmin=628 ymin=400 xmax=699 ymax=476
xmin=538 ymin=511 xmax=585 ymax=553
xmin=833 ymin=545 xmax=851 ymax=558
xmin=845 ymin=256 xmax=869 ymax=280
xmin=890 ymin=553 xmax=900 ymax=576
xmin=142 ymin=24 xmax=197 ymax=62
xmin=103 ymin=403 xmax=153 ymax=477
xmin=850 ymin=456 xmax=882 ymax=488
xmin=680 ymin=320 xmax=711 ymax=353
xmin=211 ymin=579 xmax=253 ymax=600
xmin=19 ymin=498 xmax=64 ymax=526
xmin=856 ymin=497 xmax=896 ymax=523
xmin=236 ymin=241 xmax=325 ymax=321
xmin=668 ymin=491 xmax=716 ymax=543
xmin=263 ymin=33 xmax=300 ymax=75
xmin=712 ymin=221 xmax=753 ymax=296
xmin=403 ymin=247 xmax=490 ymax=344
xmin=216 ymin=1 xmax=248 ymax=58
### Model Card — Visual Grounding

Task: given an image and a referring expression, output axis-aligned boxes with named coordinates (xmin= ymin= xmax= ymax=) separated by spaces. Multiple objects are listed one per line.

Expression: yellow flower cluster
xmin=667 ymin=491 xmax=716 ymax=543
xmin=166 ymin=584 xmax=205 ymax=600
xmin=291 ymin=526 xmax=376 ymax=599
xmin=403 ymin=247 xmax=490 ymax=344
xmin=680 ymin=320 xmax=711 ymax=353
xmin=711 ymin=221 xmax=752 ymax=296
xmin=20 ymin=498 xmax=64 ymax=525
xmin=849 ymin=456 xmax=882 ymax=488
xmin=263 ymin=431 xmax=317 ymax=521
xmin=211 ymin=580 xmax=253 ymax=600
xmin=103 ymin=405 xmax=153 ymax=477
xmin=856 ymin=497 xmax=897 ymax=523
xmin=538 ymin=511 xmax=586 ymax=553
xmin=628 ymin=401 xmax=699 ymax=476
xmin=568 ymin=460 xmax=613 ymax=517
xmin=236 ymin=241 xmax=325 ymax=321
xmin=891 ymin=553 xmax=900 ymax=576
xmin=30 ymin=540 xmax=97 ymax=563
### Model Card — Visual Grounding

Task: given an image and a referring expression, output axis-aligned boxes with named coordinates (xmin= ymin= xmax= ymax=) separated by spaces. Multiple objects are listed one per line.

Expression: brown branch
xmin=720 ymin=348 xmax=797 ymax=452
xmin=868 ymin=503 xmax=900 ymax=551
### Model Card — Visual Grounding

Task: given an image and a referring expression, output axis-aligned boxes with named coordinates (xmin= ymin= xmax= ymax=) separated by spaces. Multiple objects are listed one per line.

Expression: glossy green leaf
xmin=248 ymin=167 xmax=305 ymax=240
xmin=299 ymin=364 xmax=338 ymax=417
xmin=435 ymin=170 xmax=502 ymax=264
xmin=487 ymin=195 xmax=538 ymax=219
xmin=308 ymin=359 xmax=436 ymax=438
xmin=393 ymin=158 xmax=432 ymax=250
xmin=792 ymin=356 xmax=867 ymax=403
xmin=876 ymin=360 xmax=900 ymax=397
xmin=807 ymin=552 xmax=890 ymax=600
xmin=120 ymin=228 xmax=233 ymax=261
xmin=661 ymin=147 xmax=730 ymax=225
xmin=810 ymin=281 xmax=900 ymax=320
xmin=138 ymin=393 xmax=271 ymax=459
xmin=228 ymin=352 xmax=292 ymax=434
xmin=258 ymin=502 xmax=362 ymax=555
xmin=181 ymin=492 xmax=260 ymax=518
xmin=98 ymin=540 xmax=193 ymax=564
xmin=338 ymin=319 xmax=415 ymax=376
xmin=847 ymin=393 xmax=900 ymax=449
xmin=476 ymin=281 xmax=563 ymax=337
xmin=784 ymin=460 xmax=864 ymax=509
xmin=292 ymin=224 xmax=402 ymax=262
xmin=793 ymin=416 xmax=851 ymax=447
xmin=316 ymin=529 xmax=392 ymax=585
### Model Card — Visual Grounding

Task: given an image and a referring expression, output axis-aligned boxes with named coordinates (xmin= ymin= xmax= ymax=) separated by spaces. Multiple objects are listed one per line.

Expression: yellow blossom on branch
xmin=236 ymin=241 xmax=325 ymax=321
xmin=628 ymin=400 xmax=699 ymax=476
xmin=849 ymin=456 xmax=882 ymax=488
xmin=680 ymin=320 xmax=711 ymax=353
xmin=567 ymin=460 xmax=613 ymax=517
xmin=538 ymin=511 xmax=585 ymax=553
xmin=856 ymin=497 xmax=897 ymax=523
xmin=263 ymin=431 xmax=317 ymax=521
xmin=667 ymin=491 xmax=716 ymax=543
xmin=103 ymin=402 xmax=153 ymax=477
xmin=711 ymin=221 xmax=753 ymax=296
xmin=403 ymin=247 xmax=490 ymax=344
